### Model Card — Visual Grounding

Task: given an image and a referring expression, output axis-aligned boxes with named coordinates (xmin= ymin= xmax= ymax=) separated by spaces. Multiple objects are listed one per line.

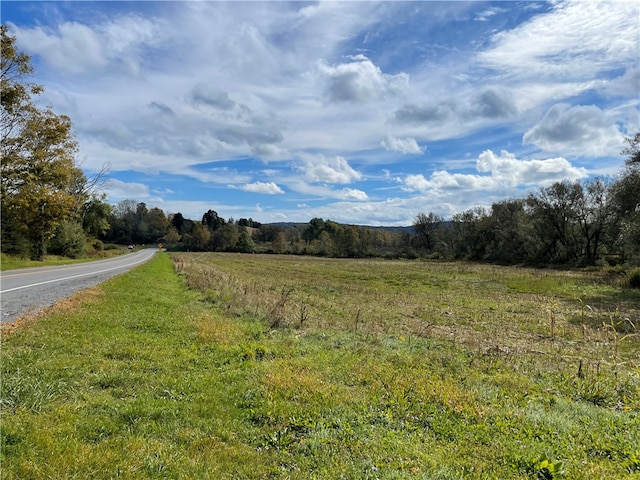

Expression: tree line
xmin=411 ymin=155 xmax=639 ymax=266
xmin=97 ymin=147 xmax=639 ymax=268
xmin=2 ymin=25 xmax=638 ymax=269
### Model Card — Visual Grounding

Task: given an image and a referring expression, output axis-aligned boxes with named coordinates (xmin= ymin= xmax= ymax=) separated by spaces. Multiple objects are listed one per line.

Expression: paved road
xmin=0 ymin=249 xmax=157 ymax=323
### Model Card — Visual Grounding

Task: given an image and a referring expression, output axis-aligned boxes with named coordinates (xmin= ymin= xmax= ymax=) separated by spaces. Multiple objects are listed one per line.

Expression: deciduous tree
xmin=1 ymin=26 xmax=88 ymax=259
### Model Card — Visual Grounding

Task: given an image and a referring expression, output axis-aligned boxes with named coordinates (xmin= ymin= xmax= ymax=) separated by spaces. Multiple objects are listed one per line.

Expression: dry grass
xmin=171 ymin=252 xmax=639 ymax=378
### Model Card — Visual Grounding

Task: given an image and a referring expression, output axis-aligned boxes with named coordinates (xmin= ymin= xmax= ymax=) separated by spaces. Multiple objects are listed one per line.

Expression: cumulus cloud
xmin=320 ymin=54 xmax=408 ymax=103
xmin=336 ymin=188 xmax=368 ymax=201
xmin=404 ymin=149 xmax=587 ymax=193
xmin=241 ymin=181 xmax=284 ymax=194
xmin=523 ymin=104 xmax=624 ymax=156
xmin=381 ymin=134 xmax=425 ymax=154
xmin=475 ymin=149 xmax=587 ymax=186
xmin=296 ymin=155 xmax=362 ymax=184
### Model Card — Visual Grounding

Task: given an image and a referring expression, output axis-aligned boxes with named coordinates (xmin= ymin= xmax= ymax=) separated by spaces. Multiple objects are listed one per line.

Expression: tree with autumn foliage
xmin=1 ymin=25 xmax=88 ymax=259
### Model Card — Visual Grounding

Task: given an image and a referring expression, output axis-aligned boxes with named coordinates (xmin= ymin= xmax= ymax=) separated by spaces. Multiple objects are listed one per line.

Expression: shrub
xmin=48 ymin=222 xmax=87 ymax=258
xmin=628 ymin=268 xmax=640 ymax=289
xmin=92 ymin=239 xmax=104 ymax=251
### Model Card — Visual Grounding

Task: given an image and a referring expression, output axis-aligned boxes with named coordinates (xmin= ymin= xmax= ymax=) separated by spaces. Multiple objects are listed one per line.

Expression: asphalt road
xmin=0 ymin=248 xmax=157 ymax=323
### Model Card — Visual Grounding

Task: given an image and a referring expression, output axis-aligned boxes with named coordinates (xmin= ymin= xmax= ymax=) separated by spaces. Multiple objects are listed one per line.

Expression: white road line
xmin=0 ymin=252 xmax=154 ymax=294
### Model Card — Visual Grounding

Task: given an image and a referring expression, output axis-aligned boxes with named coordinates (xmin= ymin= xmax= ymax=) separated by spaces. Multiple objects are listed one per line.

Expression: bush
xmin=92 ymin=239 xmax=104 ymax=251
xmin=628 ymin=268 xmax=640 ymax=289
xmin=48 ymin=222 xmax=87 ymax=258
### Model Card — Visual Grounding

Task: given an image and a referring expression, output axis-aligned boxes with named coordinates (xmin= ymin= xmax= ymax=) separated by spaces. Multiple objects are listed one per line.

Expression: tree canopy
xmin=1 ymin=26 xmax=89 ymax=259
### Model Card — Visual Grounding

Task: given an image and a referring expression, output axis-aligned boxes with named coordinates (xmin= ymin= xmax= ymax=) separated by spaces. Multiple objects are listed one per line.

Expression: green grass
xmin=0 ymin=246 xmax=129 ymax=271
xmin=2 ymin=253 xmax=639 ymax=478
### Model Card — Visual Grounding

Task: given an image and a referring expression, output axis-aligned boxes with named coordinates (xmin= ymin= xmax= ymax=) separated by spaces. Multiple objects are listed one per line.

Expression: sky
xmin=3 ymin=1 xmax=639 ymax=226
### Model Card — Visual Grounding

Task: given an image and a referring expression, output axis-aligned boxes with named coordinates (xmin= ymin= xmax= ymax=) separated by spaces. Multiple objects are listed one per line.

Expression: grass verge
xmin=1 ymin=253 xmax=639 ymax=479
xmin=0 ymin=246 xmax=130 ymax=271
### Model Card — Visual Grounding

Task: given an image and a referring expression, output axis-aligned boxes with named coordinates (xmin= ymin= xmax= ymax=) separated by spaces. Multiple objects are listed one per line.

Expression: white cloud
xmin=104 ymin=178 xmax=151 ymax=201
xmin=10 ymin=15 xmax=162 ymax=75
xmin=404 ymin=174 xmax=431 ymax=192
xmin=605 ymin=67 xmax=640 ymax=97
xmin=241 ymin=181 xmax=285 ymax=195
xmin=381 ymin=134 xmax=424 ymax=154
xmin=296 ymin=155 xmax=362 ymax=184
xmin=336 ymin=188 xmax=368 ymax=201
xmin=478 ymin=1 xmax=639 ymax=81
xmin=476 ymin=150 xmax=587 ymax=186
xmin=319 ymin=55 xmax=409 ymax=103
xmin=404 ymin=150 xmax=587 ymax=193
xmin=5 ymin=1 xmax=636 ymax=227
xmin=11 ymin=22 xmax=106 ymax=73
xmin=523 ymin=104 xmax=625 ymax=156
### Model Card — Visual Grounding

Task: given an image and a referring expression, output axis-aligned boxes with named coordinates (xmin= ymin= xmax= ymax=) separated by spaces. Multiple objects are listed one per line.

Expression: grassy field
xmin=1 ymin=252 xmax=639 ymax=479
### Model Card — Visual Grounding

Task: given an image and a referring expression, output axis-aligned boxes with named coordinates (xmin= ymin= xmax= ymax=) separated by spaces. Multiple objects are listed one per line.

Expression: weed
xmin=531 ymin=455 xmax=565 ymax=479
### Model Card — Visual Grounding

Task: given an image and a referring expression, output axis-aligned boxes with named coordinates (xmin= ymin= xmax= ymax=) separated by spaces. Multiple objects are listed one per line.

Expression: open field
xmin=2 ymin=253 xmax=639 ymax=479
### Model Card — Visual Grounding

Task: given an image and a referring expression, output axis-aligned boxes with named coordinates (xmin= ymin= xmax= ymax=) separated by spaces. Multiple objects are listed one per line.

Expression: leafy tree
xmin=236 ymin=226 xmax=256 ymax=253
xmin=82 ymin=194 xmax=112 ymax=239
xmin=183 ymin=223 xmax=210 ymax=251
xmin=526 ymin=181 xmax=583 ymax=264
xmin=238 ymin=217 xmax=261 ymax=228
xmin=271 ymin=231 xmax=288 ymax=253
xmin=412 ymin=212 xmax=444 ymax=253
xmin=202 ymin=209 xmax=225 ymax=231
xmin=622 ymin=132 xmax=640 ymax=166
xmin=315 ymin=230 xmax=334 ymax=256
xmin=1 ymin=26 xmax=88 ymax=259
xmin=575 ymin=178 xmax=615 ymax=264
xmin=610 ymin=132 xmax=640 ymax=261
xmin=483 ymin=199 xmax=532 ymax=264
xmin=171 ymin=212 xmax=185 ymax=234
xmin=162 ymin=226 xmax=181 ymax=245
xmin=145 ymin=207 xmax=169 ymax=243
xmin=109 ymin=199 xmax=137 ymax=244
xmin=450 ymin=207 xmax=487 ymax=260
xmin=304 ymin=218 xmax=326 ymax=243
xmin=211 ymin=223 xmax=239 ymax=251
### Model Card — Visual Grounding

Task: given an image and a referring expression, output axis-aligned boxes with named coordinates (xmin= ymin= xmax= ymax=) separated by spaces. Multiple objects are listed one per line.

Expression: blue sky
xmin=4 ymin=1 xmax=639 ymax=225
